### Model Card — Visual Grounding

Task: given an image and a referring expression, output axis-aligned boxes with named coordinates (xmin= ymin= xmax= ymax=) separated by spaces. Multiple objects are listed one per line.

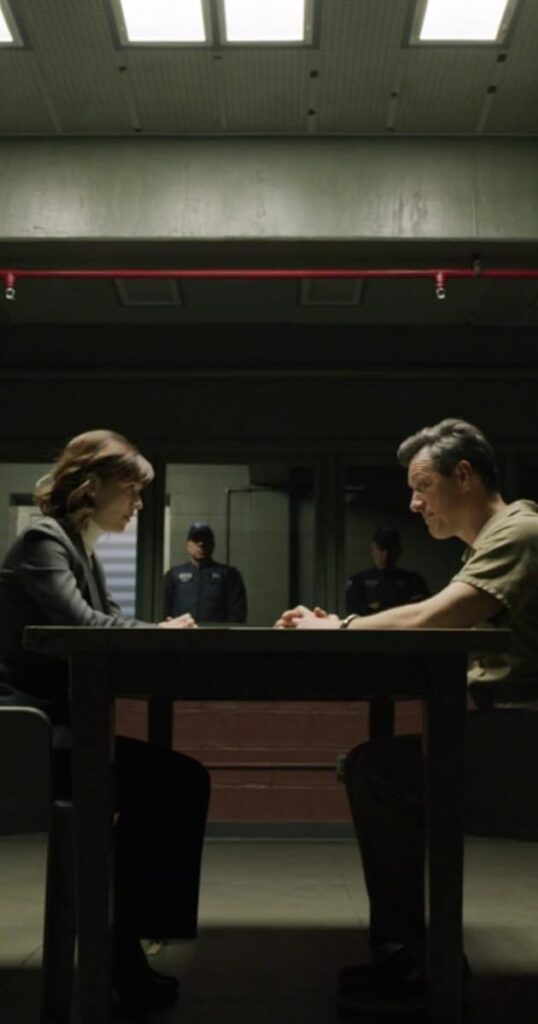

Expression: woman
xmin=0 ymin=430 xmax=210 ymax=1014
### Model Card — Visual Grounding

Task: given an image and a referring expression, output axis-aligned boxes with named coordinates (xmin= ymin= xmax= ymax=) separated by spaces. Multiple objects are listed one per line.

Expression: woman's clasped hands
xmin=274 ymin=605 xmax=342 ymax=630
xmin=159 ymin=613 xmax=198 ymax=629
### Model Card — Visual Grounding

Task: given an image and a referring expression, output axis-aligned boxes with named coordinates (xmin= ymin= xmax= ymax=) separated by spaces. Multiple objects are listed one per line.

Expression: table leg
xmin=424 ymin=655 xmax=467 ymax=1024
xmin=71 ymin=654 xmax=115 ymax=1024
xmin=368 ymin=696 xmax=395 ymax=739
xmin=147 ymin=694 xmax=174 ymax=749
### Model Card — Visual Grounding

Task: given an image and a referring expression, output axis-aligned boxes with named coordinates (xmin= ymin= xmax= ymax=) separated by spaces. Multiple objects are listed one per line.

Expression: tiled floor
xmin=1 ymin=835 xmax=538 ymax=1022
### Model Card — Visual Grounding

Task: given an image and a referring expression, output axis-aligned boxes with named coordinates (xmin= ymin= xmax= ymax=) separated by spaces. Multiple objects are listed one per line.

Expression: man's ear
xmin=454 ymin=460 xmax=473 ymax=488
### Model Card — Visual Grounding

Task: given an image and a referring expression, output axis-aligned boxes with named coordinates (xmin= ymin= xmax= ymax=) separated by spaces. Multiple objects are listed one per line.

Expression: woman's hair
xmin=34 ymin=430 xmax=154 ymax=530
xmin=397 ymin=418 xmax=499 ymax=493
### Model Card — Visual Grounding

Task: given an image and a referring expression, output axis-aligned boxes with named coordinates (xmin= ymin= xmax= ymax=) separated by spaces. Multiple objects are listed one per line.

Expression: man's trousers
xmin=344 ymin=707 xmax=538 ymax=958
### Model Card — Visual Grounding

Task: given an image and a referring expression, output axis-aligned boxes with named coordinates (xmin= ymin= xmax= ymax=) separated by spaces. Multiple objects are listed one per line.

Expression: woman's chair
xmin=0 ymin=706 xmax=75 ymax=1023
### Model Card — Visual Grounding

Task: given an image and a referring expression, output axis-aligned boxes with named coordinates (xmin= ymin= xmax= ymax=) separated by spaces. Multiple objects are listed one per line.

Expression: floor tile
xmin=2 ymin=835 xmax=538 ymax=1023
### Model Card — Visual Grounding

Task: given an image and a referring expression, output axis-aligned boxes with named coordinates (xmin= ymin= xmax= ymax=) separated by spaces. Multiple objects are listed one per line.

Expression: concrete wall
xmin=1 ymin=138 xmax=538 ymax=244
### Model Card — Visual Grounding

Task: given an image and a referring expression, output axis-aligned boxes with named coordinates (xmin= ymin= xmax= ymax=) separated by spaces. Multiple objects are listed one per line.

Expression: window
xmin=95 ymin=515 xmax=139 ymax=618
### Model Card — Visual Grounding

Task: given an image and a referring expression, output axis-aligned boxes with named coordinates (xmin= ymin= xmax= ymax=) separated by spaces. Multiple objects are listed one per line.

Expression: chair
xmin=0 ymin=707 xmax=75 ymax=1023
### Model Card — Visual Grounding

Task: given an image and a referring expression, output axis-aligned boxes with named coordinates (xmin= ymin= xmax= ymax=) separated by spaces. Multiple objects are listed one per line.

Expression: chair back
xmin=0 ymin=706 xmax=51 ymax=833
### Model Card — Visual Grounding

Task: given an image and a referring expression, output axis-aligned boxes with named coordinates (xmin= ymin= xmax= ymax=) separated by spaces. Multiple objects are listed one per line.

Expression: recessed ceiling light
xmin=223 ymin=0 xmax=308 ymax=43
xmin=417 ymin=0 xmax=515 ymax=42
xmin=0 ymin=1 xmax=16 ymax=44
xmin=117 ymin=0 xmax=207 ymax=43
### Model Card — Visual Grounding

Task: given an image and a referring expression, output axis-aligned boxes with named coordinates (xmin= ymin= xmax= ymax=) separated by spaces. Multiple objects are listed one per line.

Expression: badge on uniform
xmin=179 ymin=572 xmax=193 ymax=582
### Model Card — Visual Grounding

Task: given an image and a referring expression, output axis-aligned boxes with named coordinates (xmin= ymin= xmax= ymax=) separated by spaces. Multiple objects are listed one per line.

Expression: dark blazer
xmin=0 ymin=516 xmax=152 ymax=721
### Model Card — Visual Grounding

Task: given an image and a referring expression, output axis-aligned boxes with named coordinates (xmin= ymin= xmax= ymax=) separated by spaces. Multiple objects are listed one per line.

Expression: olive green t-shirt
xmin=452 ymin=500 xmax=538 ymax=707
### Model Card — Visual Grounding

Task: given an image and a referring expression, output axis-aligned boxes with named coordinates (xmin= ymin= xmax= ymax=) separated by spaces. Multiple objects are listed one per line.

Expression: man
xmin=164 ymin=522 xmax=247 ymax=623
xmin=346 ymin=524 xmax=429 ymax=616
xmin=277 ymin=419 xmax=538 ymax=1013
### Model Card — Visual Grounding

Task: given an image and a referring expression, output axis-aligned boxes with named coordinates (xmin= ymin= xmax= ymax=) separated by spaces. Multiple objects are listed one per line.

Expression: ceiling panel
xmin=125 ymin=51 xmax=222 ymax=133
xmin=317 ymin=0 xmax=408 ymax=132
xmin=18 ymin=0 xmax=131 ymax=132
xmin=396 ymin=49 xmax=499 ymax=134
xmin=485 ymin=1 xmax=538 ymax=132
xmin=0 ymin=51 xmax=55 ymax=132
xmin=217 ymin=51 xmax=311 ymax=133
xmin=0 ymin=0 xmax=535 ymax=137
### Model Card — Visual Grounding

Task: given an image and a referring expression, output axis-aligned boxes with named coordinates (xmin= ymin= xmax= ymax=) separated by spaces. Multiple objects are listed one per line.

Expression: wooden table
xmin=24 ymin=625 xmax=511 ymax=1024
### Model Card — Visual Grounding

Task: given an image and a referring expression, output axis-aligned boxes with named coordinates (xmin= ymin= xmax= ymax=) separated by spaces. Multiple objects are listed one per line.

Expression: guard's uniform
xmin=346 ymin=567 xmax=429 ymax=616
xmin=164 ymin=559 xmax=247 ymax=623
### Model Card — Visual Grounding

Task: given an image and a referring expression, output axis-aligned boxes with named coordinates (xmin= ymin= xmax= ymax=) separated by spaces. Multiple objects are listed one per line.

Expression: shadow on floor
xmin=2 ymin=929 xmax=538 ymax=1023
xmin=0 ymin=966 xmax=42 ymax=1023
xmin=465 ymin=973 xmax=538 ymax=1023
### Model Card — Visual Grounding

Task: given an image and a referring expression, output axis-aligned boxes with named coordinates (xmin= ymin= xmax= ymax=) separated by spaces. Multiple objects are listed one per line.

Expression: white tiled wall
xmin=165 ymin=464 xmax=290 ymax=626
xmin=0 ymin=464 xmax=48 ymax=559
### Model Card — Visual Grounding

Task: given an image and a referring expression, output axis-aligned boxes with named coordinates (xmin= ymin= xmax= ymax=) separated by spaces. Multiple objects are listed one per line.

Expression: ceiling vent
xmin=115 ymin=277 xmax=182 ymax=306
xmin=300 ymin=277 xmax=363 ymax=306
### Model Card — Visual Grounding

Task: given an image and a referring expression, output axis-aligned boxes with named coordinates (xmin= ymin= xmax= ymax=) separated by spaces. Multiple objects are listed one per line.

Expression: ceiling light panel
xmin=0 ymin=0 xmax=20 ymax=44
xmin=115 ymin=0 xmax=208 ymax=44
xmin=222 ymin=0 xmax=312 ymax=43
xmin=412 ymin=0 xmax=517 ymax=43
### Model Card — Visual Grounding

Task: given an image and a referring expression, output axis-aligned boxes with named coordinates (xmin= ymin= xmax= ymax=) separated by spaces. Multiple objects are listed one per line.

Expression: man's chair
xmin=0 ymin=706 xmax=75 ymax=1023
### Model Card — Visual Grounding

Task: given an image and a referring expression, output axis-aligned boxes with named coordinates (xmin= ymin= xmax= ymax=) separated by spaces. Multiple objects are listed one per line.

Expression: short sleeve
xmin=452 ymin=523 xmax=538 ymax=618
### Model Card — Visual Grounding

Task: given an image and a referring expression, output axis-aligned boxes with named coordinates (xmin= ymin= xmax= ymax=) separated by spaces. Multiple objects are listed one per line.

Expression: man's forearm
xmin=347 ymin=601 xmax=430 ymax=630
xmin=346 ymin=579 xmax=501 ymax=630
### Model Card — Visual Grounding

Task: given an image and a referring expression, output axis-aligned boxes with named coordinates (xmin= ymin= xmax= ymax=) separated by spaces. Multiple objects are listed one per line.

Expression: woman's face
xmin=91 ymin=477 xmax=143 ymax=532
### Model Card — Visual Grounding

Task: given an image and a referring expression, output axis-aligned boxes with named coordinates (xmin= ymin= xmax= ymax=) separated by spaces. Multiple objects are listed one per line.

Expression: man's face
xmin=370 ymin=541 xmax=389 ymax=569
xmin=186 ymin=535 xmax=214 ymax=563
xmin=407 ymin=449 xmax=465 ymax=540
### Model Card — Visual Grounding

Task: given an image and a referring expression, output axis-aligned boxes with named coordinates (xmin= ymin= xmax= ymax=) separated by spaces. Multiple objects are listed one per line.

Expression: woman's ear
xmin=84 ymin=473 xmax=99 ymax=505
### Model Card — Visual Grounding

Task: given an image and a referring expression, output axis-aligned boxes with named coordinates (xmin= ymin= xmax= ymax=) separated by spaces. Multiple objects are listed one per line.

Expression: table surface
xmin=24 ymin=624 xmax=511 ymax=656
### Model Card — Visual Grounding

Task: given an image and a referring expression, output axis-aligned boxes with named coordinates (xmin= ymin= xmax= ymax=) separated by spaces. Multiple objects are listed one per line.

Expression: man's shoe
xmin=338 ymin=946 xmax=420 ymax=990
xmin=337 ymin=948 xmax=470 ymax=1016
xmin=337 ymin=972 xmax=428 ymax=1015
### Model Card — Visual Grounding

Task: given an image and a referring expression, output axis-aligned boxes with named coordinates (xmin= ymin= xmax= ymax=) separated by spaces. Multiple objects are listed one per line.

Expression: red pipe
xmin=2 ymin=266 xmax=538 ymax=301
xmin=3 ymin=267 xmax=538 ymax=279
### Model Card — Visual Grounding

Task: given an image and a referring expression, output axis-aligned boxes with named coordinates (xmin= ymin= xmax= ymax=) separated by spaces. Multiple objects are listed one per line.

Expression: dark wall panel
xmin=2 ymin=372 xmax=538 ymax=451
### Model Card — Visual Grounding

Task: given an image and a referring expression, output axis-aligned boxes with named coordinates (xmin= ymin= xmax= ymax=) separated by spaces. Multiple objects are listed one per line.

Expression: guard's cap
xmin=372 ymin=525 xmax=401 ymax=554
xmin=187 ymin=522 xmax=215 ymax=543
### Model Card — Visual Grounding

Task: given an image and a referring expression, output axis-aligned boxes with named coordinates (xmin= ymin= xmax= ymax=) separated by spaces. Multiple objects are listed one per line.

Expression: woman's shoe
xmin=114 ymin=972 xmax=179 ymax=1018
xmin=146 ymin=964 xmax=180 ymax=989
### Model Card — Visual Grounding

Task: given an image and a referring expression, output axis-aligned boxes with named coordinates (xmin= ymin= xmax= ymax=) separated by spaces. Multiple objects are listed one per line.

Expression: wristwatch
xmin=339 ymin=614 xmax=359 ymax=630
